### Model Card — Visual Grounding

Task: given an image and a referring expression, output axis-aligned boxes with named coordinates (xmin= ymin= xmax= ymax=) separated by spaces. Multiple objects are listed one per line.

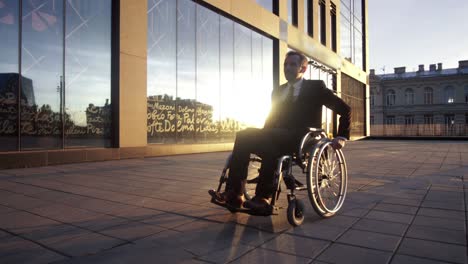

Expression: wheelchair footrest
xmin=210 ymin=198 xmax=277 ymax=216
xmin=209 ymin=191 xmax=277 ymax=216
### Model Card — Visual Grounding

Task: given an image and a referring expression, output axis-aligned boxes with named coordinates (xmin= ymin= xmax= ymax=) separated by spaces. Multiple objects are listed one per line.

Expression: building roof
xmin=376 ymin=67 xmax=468 ymax=81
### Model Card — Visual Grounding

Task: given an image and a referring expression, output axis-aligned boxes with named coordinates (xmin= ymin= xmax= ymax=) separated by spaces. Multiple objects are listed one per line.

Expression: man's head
xmin=284 ymin=51 xmax=308 ymax=83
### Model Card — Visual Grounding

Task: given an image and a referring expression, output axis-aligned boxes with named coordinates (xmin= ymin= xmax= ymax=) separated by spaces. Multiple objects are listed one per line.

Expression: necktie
xmin=285 ymin=85 xmax=294 ymax=103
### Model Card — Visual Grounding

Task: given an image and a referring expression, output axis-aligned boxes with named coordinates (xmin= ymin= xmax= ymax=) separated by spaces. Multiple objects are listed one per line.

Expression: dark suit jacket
xmin=264 ymin=79 xmax=351 ymax=140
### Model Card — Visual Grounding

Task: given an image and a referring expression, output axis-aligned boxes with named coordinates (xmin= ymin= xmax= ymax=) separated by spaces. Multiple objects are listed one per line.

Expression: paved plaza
xmin=0 ymin=140 xmax=467 ymax=263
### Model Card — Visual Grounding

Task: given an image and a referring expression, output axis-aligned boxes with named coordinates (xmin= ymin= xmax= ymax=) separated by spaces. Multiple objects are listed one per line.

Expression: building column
xmin=119 ymin=0 xmax=147 ymax=148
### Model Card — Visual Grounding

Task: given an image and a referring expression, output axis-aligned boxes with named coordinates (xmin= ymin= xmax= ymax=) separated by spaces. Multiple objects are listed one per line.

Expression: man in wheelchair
xmin=209 ymin=51 xmax=351 ymax=215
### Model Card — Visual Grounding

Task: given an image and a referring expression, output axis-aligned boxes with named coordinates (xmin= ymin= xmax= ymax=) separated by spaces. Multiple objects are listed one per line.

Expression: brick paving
xmin=0 ymin=140 xmax=467 ymax=264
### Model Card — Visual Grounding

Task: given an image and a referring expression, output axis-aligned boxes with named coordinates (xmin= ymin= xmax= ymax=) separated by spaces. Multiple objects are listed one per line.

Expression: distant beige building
xmin=370 ymin=61 xmax=468 ymax=136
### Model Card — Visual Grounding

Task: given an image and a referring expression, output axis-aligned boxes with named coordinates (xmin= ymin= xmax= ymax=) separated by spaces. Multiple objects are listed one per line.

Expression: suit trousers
xmin=227 ymin=128 xmax=298 ymax=198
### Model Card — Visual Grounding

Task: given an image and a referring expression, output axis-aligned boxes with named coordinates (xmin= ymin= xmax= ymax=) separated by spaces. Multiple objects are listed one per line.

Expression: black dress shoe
xmin=244 ymin=196 xmax=270 ymax=210
xmin=208 ymin=190 xmax=245 ymax=209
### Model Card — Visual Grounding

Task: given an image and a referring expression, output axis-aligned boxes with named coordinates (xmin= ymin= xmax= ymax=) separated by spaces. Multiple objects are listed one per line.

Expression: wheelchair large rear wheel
xmin=306 ymin=140 xmax=347 ymax=218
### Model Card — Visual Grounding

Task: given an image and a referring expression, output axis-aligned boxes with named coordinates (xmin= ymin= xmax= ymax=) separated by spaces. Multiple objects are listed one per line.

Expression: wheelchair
xmin=211 ymin=128 xmax=348 ymax=226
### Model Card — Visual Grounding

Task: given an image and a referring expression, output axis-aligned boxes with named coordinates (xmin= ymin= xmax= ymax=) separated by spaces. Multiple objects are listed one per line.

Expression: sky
xmin=368 ymin=0 xmax=468 ymax=74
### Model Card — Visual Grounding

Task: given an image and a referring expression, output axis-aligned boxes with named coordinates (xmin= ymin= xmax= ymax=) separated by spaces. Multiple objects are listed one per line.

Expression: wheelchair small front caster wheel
xmin=287 ymin=199 xmax=305 ymax=226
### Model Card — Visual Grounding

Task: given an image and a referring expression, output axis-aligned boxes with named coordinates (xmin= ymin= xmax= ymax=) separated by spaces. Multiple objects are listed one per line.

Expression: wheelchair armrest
xmin=298 ymin=128 xmax=328 ymax=162
xmin=307 ymin=127 xmax=325 ymax=133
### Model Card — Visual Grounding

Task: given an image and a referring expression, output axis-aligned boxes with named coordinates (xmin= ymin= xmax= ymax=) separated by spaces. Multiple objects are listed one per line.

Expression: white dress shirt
xmin=279 ymin=78 xmax=303 ymax=102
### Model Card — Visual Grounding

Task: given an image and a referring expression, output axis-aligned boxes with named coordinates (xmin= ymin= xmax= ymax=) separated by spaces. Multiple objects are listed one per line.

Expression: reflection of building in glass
xmin=147 ymin=0 xmax=274 ymax=144
xmin=370 ymin=61 xmax=468 ymax=136
xmin=0 ymin=72 xmax=111 ymax=138
xmin=0 ymin=73 xmax=35 ymax=106
xmin=147 ymin=94 xmax=246 ymax=143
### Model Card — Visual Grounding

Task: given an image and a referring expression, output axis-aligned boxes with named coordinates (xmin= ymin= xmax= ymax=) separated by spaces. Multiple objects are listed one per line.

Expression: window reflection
xmin=340 ymin=0 xmax=363 ymax=69
xmin=176 ymin=0 xmax=196 ymax=143
xmin=444 ymin=86 xmax=455 ymax=104
xmin=1 ymin=0 xmax=112 ymax=152
xmin=318 ymin=0 xmax=326 ymax=45
xmin=147 ymin=0 xmax=177 ymax=143
xmin=21 ymin=0 xmax=64 ymax=150
xmin=256 ymin=0 xmax=273 ymax=12
xmin=65 ymin=0 xmax=112 ymax=148
xmin=196 ymin=6 xmax=220 ymax=142
xmin=0 ymin=0 xmax=19 ymax=151
xmin=147 ymin=0 xmax=274 ymax=144
xmin=341 ymin=73 xmax=365 ymax=137
xmin=219 ymin=17 xmax=236 ymax=140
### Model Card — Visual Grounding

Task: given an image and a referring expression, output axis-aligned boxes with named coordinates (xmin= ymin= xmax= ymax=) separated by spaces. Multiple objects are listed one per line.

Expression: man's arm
xmin=321 ymin=83 xmax=352 ymax=140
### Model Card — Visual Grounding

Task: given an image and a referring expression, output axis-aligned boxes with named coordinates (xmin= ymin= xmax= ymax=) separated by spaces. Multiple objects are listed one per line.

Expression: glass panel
xmin=353 ymin=0 xmax=362 ymax=23
xmin=287 ymin=0 xmax=292 ymax=24
xmin=147 ymin=0 xmax=177 ymax=143
xmin=256 ymin=0 xmax=273 ymax=12
xmin=319 ymin=0 xmax=326 ymax=45
xmin=341 ymin=73 xmax=365 ymax=137
xmin=354 ymin=30 xmax=363 ymax=69
xmin=341 ymin=0 xmax=351 ymax=10
xmin=176 ymin=0 xmax=196 ymax=143
xmin=340 ymin=16 xmax=351 ymax=61
xmin=465 ymin=86 xmax=468 ymax=103
xmin=219 ymin=16 xmax=236 ymax=141
xmin=65 ymin=0 xmax=111 ymax=148
xmin=262 ymin=36 xmax=273 ymax=124
xmin=196 ymin=5 xmax=219 ymax=142
xmin=21 ymin=0 xmax=64 ymax=150
xmin=445 ymin=86 xmax=455 ymax=103
xmin=234 ymin=23 xmax=253 ymax=127
xmin=252 ymin=31 xmax=270 ymax=128
xmin=146 ymin=1 xmax=274 ymax=145
xmin=0 ymin=0 xmax=19 ymax=151
xmin=331 ymin=9 xmax=337 ymax=51
xmin=303 ymin=0 xmax=308 ymax=34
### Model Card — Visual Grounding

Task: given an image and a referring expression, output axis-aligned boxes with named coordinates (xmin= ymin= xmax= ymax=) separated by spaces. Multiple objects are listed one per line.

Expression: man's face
xmin=283 ymin=55 xmax=305 ymax=82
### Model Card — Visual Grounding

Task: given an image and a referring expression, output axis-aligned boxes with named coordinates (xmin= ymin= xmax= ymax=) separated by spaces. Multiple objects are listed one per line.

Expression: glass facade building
xmin=0 ymin=0 xmax=369 ymax=168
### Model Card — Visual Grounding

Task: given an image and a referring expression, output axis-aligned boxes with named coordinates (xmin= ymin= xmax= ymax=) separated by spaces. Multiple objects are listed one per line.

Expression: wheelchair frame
xmin=214 ymin=128 xmax=348 ymax=226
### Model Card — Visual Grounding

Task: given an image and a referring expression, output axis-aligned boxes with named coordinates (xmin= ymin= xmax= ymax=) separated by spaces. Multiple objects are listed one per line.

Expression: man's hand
xmin=331 ymin=137 xmax=346 ymax=150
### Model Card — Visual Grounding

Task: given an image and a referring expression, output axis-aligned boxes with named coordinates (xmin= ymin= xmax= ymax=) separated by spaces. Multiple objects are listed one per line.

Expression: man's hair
xmin=285 ymin=51 xmax=308 ymax=67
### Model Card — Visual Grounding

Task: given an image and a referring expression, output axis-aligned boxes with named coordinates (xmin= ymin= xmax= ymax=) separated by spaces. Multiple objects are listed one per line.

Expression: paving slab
xmin=316 ymin=243 xmax=392 ymax=264
xmin=417 ymin=207 xmax=466 ymax=220
xmin=261 ymin=233 xmax=330 ymax=259
xmin=232 ymin=248 xmax=312 ymax=264
xmin=397 ymin=237 xmax=467 ymax=264
xmin=406 ymin=224 xmax=466 ymax=245
xmin=352 ymin=218 xmax=408 ymax=236
xmin=0 ymin=235 xmax=66 ymax=264
xmin=337 ymin=229 xmax=401 ymax=252
xmin=364 ymin=210 xmax=415 ymax=224
xmin=373 ymin=203 xmax=419 ymax=215
xmin=48 ymin=231 xmax=126 ymax=257
xmin=286 ymin=222 xmax=348 ymax=241
xmin=412 ymin=215 xmax=466 ymax=231
xmin=390 ymin=254 xmax=453 ymax=264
